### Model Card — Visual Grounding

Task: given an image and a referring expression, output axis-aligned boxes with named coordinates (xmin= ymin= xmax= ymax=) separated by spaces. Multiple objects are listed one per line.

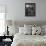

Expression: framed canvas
xmin=25 ymin=3 xmax=36 ymax=16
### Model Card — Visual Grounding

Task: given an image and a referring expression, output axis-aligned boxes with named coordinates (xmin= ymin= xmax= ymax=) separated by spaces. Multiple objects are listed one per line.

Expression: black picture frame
xmin=25 ymin=3 xmax=36 ymax=16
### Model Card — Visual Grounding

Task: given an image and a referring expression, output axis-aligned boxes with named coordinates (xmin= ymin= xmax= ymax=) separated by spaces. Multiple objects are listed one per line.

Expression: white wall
xmin=0 ymin=0 xmax=46 ymax=21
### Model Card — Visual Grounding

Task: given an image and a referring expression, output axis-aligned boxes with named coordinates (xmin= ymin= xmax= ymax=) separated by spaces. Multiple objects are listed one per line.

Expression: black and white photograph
xmin=0 ymin=0 xmax=46 ymax=46
xmin=25 ymin=3 xmax=36 ymax=16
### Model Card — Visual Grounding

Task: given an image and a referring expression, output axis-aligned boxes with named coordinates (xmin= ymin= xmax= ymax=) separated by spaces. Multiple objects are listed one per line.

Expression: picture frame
xmin=25 ymin=3 xmax=36 ymax=16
